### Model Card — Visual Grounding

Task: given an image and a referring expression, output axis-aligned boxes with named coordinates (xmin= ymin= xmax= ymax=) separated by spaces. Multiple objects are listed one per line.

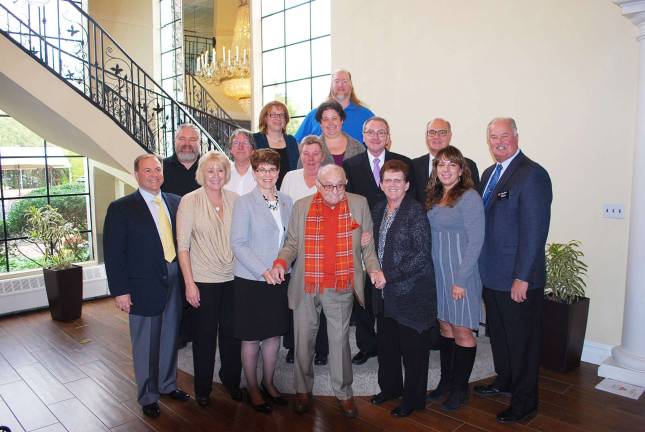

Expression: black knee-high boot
xmin=442 ymin=344 xmax=477 ymax=411
xmin=426 ymin=335 xmax=455 ymax=401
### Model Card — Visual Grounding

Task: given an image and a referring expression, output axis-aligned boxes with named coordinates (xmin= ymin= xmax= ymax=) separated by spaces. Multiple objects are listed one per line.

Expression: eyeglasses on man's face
xmin=426 ymin=129 xmax=450 ymax=137
xmin=363 ymin=129 xmax=388 ymax=138
xmin=319 ymin=183 xmax=346 ymax=192
xmin=231 ymin=140 xmax=252 ymax=148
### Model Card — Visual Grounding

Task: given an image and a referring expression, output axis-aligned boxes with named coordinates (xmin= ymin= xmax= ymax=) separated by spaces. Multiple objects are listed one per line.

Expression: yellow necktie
xmin=154 ymin=196 xmax=176 ymax=262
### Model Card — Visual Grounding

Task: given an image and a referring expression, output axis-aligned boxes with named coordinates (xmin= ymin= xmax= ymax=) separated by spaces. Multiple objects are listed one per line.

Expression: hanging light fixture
xmin=195 ymin=0 xmax=251 ymax=112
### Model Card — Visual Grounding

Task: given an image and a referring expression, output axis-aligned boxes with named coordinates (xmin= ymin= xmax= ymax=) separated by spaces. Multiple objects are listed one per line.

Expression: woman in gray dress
xmin=426 ymin=145 xmax=484 ymax=411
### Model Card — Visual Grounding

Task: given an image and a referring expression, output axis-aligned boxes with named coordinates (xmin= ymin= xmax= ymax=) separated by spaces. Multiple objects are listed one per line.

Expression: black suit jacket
xmin=343 ymin=150 xmax=415 ymax=210
xmin=411 ymin=153 xmax=480 ymax=204
xmin=477 ymin=151 xmax=552 ymax=291
xmin=103 ymin=190 xmax=181 ymax=316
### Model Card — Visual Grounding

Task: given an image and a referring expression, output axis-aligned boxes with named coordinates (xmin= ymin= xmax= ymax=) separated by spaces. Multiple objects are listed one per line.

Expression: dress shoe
xmin=351 ymin=351 xmax=376 ymax=365
xmin=250 ymin=401 xmax=272 ymax=414
xmin=286 ymin=348 xmax=294 ymax=364
xmin=337 ymin=398 xmax=358 ymax=419
xmin=142 ymin=402 xmax=160 ymax=418
xmin=314 ymin=353 xmax=328 ymax=365
xmin=473 ymin=384 xmax=511 ymax=397
xmin=293 ymin=392 xmax=312 ymax=414
xmin=261 ymin=383 xmax=288 ymax=406
xmin=370 ymin=392 xmax=395 ymax=405
xmin=226 ymin=386 xmax=243 ymax=402
xmin=390 ymin=405 xmax=414 ymax=417
xmin=496 ymin=407 xmax=537 ymax=424
xmin=161 ymin=389 xmax=191 ymax=401
xmin=196 ymin=396 xmax=210 ymax=407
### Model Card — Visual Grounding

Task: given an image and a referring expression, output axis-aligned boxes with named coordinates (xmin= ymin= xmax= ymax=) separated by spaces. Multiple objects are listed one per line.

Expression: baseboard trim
xmin=581 ymin=340 xmax=613 ymax=365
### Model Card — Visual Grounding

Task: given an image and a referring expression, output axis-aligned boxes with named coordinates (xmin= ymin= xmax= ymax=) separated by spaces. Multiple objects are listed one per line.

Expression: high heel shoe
xmin=250 ymin=400 xmax=272 ymax=414
xmin=261 ymin=383 xmax=288 ymax=406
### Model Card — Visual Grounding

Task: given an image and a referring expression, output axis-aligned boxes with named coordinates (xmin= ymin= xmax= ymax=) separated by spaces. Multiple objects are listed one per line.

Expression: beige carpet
xmin=178 ymin=327 xmax=496 ymax=396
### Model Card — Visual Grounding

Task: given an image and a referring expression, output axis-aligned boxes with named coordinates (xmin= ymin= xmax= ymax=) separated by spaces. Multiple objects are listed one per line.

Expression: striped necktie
xmin=482 ymin=164 xmax=502 ymax=206
xmin=153 ymin=196 xmax=176 ymax=262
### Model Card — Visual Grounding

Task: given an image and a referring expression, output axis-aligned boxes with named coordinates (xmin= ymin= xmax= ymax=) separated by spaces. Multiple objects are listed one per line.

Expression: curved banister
xmin=0 ymin=0 xmax=226 ymax=158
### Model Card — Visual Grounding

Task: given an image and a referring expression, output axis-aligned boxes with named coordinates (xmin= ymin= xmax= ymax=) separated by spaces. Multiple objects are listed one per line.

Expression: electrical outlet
xmin=602 ymin=204 xmax=625 ymax=219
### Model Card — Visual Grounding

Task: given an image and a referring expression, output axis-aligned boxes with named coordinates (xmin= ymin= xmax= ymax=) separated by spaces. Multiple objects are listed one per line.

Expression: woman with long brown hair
xmin=425 ymin=145 xmax=485 ymax=411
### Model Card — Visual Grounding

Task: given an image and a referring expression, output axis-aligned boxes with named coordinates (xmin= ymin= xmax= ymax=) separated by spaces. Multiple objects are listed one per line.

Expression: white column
xmin=599 ymin=1 xmax=645 ymax=387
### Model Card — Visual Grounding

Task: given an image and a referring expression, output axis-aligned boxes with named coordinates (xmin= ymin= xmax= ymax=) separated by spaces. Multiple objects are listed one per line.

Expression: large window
xmin=160 ymin=0 xmax=184 ymax=101
xmin=0 ymin=111 xmax=93 ymax=273
xmin=261 ymin=0 xmax=330 ymax=134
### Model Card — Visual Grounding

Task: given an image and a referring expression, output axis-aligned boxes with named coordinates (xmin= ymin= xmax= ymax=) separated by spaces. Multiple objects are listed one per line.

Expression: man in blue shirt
xmin=294 ymin=70 xmax=374 ymax=144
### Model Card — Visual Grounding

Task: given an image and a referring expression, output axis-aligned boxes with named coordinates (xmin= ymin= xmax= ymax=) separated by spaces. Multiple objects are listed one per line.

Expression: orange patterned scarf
xmin=304 ymin=192 xmax=358 ymax=293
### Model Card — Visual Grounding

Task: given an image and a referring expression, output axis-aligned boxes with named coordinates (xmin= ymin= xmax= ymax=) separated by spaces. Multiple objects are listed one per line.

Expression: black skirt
xmin=233 ymin=275 xmax=289 ymax=341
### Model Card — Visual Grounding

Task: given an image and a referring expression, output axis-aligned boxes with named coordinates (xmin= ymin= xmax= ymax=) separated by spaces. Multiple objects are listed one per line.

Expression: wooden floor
xmin=0 ymin=299 xmax=643 ymax=432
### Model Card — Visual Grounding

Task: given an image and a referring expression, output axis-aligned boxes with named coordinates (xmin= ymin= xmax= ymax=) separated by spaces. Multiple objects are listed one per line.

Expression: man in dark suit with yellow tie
xmin=104 ymin=154 xmax=190 ymax=418
xmin=475 ymin=118 xmax=552 ymax=424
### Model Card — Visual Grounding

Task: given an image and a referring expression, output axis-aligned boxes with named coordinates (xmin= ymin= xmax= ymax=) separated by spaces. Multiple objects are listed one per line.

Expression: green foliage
xmin=5 ymin=183 xmax=86 ymax=237
xmin=20 ymin=205 xmax=85 ymax=269
xmin=0 ymin=116 xmax=43 ymax=147
xmin=545 ymin=240 xmax=588 ymax=304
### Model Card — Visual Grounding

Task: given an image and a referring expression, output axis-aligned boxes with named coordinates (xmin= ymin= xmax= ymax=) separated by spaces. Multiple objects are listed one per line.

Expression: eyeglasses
xmin=427 ymin=129 xmax=450 ymax=137
xmin=381 ymin=178 xmax=405 ymax=185
xmin=177 ymin=137 xmax=199 ymax=143
xmin=256 ymin=167 xmax=278 ymax=175
xmin=231 ymin=140 xmax=252 ymax=148
xmin=363 ymin=130 xmax=389 ymax=138
xmin=268 ymin=112 xmax=285 ymax=119
xmin=319 ymin=183 xmax=346 ymax=192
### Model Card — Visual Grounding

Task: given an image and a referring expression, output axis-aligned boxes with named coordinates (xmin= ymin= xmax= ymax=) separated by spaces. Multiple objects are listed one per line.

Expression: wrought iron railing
xmin=184 ymin=72 xmax=241 ymax=154
xmin=0 ymin=0 xmax=225 ymax=158
xmin=184 ymin=34 xmax=213 ymax=75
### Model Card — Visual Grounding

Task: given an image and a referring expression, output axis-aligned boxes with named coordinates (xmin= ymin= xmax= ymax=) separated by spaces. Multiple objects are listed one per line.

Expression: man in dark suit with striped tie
xmin=475 ymin=118 xmax=552 ymax=424
xmin=104 ymin=154 xmax=190 ymax=418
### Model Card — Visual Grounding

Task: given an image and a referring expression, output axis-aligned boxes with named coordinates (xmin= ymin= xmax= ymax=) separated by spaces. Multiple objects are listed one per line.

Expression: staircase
xmin=0 ymin=0 xmax=226 ymax=173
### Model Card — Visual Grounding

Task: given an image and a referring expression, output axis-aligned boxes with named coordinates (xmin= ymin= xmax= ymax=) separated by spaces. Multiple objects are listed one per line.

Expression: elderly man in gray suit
xmin=271 ymin=164 xmax=384 ymax=419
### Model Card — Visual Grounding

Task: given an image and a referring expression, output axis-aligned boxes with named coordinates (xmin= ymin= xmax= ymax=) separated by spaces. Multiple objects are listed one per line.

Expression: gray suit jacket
xmin=277 ymin=192 xmax=380 ymax=310
xmin=231 ymin=187 xmax=293 ymax=280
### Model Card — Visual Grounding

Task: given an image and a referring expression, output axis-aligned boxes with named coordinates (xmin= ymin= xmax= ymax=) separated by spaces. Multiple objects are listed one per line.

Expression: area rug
xmin=177 ymin=327 xmax=495 ymax=396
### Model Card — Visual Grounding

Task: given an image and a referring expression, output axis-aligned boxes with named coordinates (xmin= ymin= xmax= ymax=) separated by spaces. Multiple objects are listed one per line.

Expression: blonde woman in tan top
xmin=176 ymin=150 xmax=242 ymax=408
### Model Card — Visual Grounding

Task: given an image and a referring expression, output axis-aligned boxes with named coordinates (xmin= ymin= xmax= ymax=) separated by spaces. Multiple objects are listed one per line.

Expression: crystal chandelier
xmin=196 ymin=0 xmax=251 ymax=111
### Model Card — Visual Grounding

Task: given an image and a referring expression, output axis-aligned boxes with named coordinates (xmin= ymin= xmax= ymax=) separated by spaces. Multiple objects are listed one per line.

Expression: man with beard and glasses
xmin=162 ymin=123 xmax=202 ymax=348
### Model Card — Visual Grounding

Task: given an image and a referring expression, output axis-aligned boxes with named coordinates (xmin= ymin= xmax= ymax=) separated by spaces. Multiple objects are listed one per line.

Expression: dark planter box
xmin=540 ymin=296 xmax=590 ymax=372
xmin=43 ymin=265 xmax=83 ymax=322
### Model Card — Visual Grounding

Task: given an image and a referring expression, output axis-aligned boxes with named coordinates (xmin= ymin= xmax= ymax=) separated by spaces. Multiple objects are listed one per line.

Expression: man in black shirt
xmin=161 ymin=123 xmax=201 ymax=348
xmin=161 ymin=124 xmax=201 ymax=196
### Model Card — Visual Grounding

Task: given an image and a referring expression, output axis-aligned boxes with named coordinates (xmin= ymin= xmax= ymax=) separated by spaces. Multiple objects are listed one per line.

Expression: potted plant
xmin=19 ymin=205 xmax=85 ymax=322
xmin=541 ymin=240 xmax=590 ymax=372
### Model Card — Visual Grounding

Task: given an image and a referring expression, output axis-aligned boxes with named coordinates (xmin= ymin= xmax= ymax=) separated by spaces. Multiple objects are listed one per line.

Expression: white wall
xmin=328 ymin=0 xmax=638 ymax=346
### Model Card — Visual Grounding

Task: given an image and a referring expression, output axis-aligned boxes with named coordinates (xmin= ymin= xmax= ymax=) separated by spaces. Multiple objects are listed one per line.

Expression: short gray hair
xmin=317 ymin=164 xmax=347 ymax=183
xmin=228 ymin=128 xmax=255 ymax=149
xmin=487 ymin=117 xmax=518 ymax=136
xmin=174 ymin=123 xmax=201 ymax=141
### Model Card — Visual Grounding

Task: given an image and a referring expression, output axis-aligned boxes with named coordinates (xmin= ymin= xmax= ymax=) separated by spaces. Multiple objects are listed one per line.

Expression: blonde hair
xmin=327 ymin=69 xmax=365 ymax=107
xmin=195 ymin=151 xmax=231 ymax=186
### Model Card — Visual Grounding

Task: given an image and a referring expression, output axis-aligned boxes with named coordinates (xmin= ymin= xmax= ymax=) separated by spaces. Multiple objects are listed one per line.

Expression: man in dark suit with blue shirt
xmin=104 ymin=154 xmax=190 ymax=418
xmin=474 ymin=118 xmax=552 ymax=424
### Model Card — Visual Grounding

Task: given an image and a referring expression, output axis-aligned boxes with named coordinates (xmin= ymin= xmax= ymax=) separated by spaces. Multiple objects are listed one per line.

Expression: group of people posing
xmin=103 ymin=69 xmax=553 ymax=425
